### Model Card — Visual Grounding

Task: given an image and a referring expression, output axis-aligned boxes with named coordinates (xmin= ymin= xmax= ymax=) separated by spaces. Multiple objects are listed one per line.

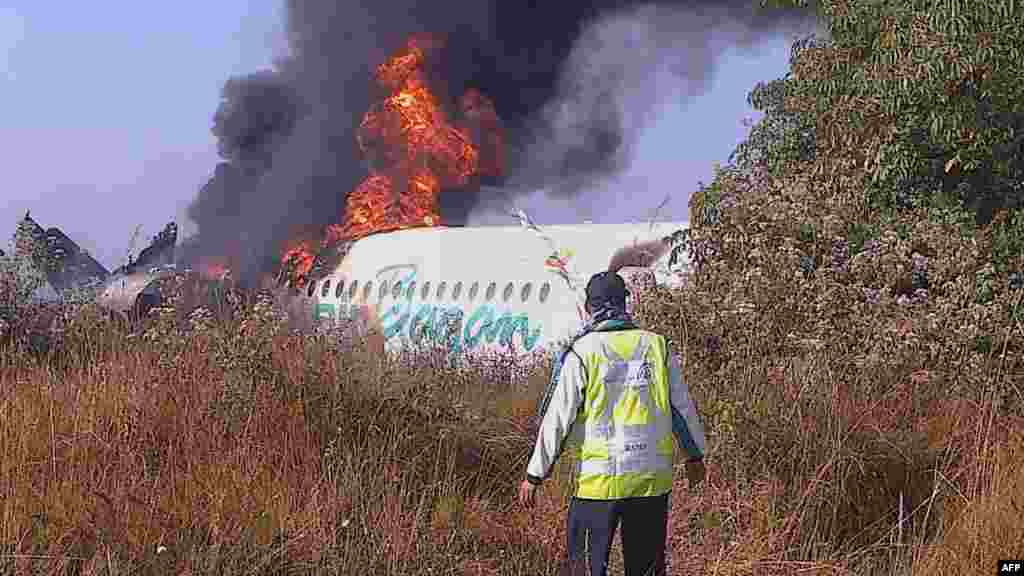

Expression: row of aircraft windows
xmin=307 ymin=276 xmax=553 ymax=304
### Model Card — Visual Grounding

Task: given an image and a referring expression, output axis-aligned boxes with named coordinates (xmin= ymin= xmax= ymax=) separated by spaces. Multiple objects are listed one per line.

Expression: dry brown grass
xmin=1 ymin=282 xmax=1019 ymax=576
xmin=1 ymin=299 xmax=565 ymax=575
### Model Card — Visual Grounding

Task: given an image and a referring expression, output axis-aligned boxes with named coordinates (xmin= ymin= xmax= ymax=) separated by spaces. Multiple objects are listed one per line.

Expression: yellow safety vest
xmin=570 ymin=329 xmax=676 ymax=500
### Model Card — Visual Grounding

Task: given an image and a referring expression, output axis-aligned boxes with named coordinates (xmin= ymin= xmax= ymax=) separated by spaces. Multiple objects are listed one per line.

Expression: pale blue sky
xmin=1 ymin=1 xmax=284 ymax=268
xmin=1 ymin=2 xmax=796 ymax=270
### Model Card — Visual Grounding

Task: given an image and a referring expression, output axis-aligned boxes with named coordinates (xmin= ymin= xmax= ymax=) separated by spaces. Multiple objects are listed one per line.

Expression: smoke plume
xmin=183 ymin=0 xmax=816 ymax=283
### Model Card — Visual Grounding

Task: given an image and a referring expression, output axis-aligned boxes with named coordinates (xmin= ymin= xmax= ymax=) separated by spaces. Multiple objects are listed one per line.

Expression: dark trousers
xmin=561 ymin=493 xmax=670 ymax=576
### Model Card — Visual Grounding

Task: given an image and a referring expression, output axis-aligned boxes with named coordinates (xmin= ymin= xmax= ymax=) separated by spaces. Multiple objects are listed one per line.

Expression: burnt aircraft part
xmin=95 ymin=221 xmax=180 ymax=319
xmin=275 ymin=238 xmax=355 ymax=290
xmin=9 ymin=213 xmax=185 ymax=321
xmin=309 ymin=240 xmax=354 ymax=283
xmin=95 ymin=269 xmax=174 ymax=319
xmin=131 ymin=223 xmax=178 ymax=271
xmin=43 ymin=227 xmax=110 ymax=284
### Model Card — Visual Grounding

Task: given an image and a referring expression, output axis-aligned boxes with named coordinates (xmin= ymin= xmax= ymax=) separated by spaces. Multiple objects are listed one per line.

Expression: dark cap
xmin=585 ymin=271 xmax=630 ymax=310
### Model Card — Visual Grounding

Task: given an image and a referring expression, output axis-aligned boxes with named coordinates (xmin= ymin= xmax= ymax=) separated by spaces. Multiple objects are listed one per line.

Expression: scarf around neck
xmin=536 ymin=303 xmax=638 ymax=422
xmin=586 ymin=303 xmax=634 ymax=329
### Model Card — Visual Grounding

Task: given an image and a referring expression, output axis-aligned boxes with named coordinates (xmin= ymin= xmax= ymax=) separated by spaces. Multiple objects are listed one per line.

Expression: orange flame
xmin=460 ymin=88 xmax=504 ymax=179
xmin=339 ymin=34 xmax=501 ymax=240
xmin=281 ymin=238 xmax=317 ymax=285
xmin=280 ymin=34 xmax=503 ymax=287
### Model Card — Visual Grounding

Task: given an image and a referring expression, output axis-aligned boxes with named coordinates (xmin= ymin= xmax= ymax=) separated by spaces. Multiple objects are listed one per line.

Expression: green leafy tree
xmin=0 ymin=228 xmax=47 ymax=327
xmin=729 ymin=36 xmax=820 ymax=178
xmin=751 ymin=0 xmax=1024 ymax=227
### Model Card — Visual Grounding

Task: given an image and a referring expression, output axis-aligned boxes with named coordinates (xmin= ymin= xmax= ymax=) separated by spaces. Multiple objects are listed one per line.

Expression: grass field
xmin=1 ymin=271 xmax=1021 ymax=575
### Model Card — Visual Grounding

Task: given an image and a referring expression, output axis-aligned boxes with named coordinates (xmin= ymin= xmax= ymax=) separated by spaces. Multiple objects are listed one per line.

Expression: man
xmin=518 ymin=271 xmax=707 ymax=576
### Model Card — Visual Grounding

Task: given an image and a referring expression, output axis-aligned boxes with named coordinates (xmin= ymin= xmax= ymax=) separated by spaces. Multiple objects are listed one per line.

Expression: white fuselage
xmin=302 ymin=222 xmax=689 ymax=356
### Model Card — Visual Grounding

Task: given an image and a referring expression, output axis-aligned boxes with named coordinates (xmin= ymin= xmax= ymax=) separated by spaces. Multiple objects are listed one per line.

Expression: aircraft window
xmin=307 ymin=280 xmax=316 ymax=298
xmin=364 ymin=281 xmax=373 ymax=301
xmin=390 ymin=281 xmax=402 ymax=299
xmin=321 ymin=279 xmax=331 ymax=297
xmin=453 ymin=281 xmax=464 ymax=300
xmin=436 ymin=281 xmax=447 ymax=300
xmin=539 ymin=282 xmax=551 ymax=303
xmin=468 ymin=282 xmax=478 ymax=300
xmin=485 ymin=282 xmax=497 ymax=301
xmin=379 ymin=280 xmax=389 ymax=300
xmin=421 ymin=281 xmax=431 ymax=300
xmin=349 ymin=280 xmax=359 ymax=299
xmin=503 ymin=282 xmax=514 ymax=302
xmin=521 ymin=282 xmax=532 ymax=302
xmin=406 ymin=281 xmax=416 ymax=300
xmin=335 ymin=279 xmax=345 ymax=298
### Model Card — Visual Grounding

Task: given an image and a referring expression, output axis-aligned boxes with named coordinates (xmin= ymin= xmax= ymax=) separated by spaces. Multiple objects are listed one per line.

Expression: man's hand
xmin=518 ymin=479 xmax=538 ymax=507
xmin=685 ymin=459 xmax=706 ymax=488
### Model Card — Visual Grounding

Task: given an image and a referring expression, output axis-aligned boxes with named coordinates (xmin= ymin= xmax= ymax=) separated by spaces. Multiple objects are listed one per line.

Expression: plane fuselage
xmin=297 ymin=222 xmax=689 ymax=356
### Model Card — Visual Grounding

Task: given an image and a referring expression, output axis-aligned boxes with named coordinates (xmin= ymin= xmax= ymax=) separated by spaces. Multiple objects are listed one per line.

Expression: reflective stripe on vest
xmin=573 ymin=330 xmax=675 ymax=500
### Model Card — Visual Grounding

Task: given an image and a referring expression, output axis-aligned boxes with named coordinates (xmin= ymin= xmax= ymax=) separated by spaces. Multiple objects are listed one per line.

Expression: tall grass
xmin=1 ymin=287 xmax=571 ymax=575
xmin=2 ymin=207 xmax=1022 ymax=576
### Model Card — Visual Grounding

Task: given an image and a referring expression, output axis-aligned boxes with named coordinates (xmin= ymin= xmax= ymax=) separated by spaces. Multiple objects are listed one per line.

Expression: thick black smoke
xmin=184 ymin=0 xmax=816 ymax=283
